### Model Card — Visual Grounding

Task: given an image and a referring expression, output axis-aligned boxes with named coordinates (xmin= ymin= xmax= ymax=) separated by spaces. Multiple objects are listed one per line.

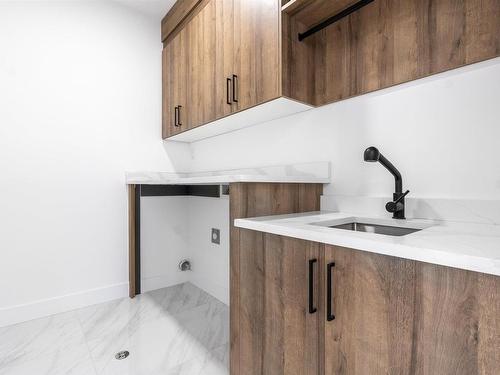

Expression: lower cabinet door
xmin=323 ymin=245 xmax=500 ymax=375
xmin=238 ymin=232 xmax=321 ymax=375
xmin=323 ymin=245 xmax=416 ymax=375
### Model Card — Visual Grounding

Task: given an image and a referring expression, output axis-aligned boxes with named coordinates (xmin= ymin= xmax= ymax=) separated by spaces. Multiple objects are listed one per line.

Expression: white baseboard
xmin=0 ymin=282 xmax=129 ymax=328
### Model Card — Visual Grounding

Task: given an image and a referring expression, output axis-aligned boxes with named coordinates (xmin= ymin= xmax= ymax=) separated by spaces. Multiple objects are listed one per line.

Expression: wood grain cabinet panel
xmin=161 ymin=44 xmax=174 ymax=138
xmin=229 ymin=183 xmax=323 ymax=375
xmin=162 ymin=0 xmax=298 ymax=139
xmin=233 ymin=235 xmax=500 ymax=375
xmin=214 ymin=0 xmax=235 ymax=119
xmin=162 ymin=28 xmax=188 ymax=137
xmin=232 ymin=0 xmax=281 ymax=112
xmin=185 ymin=0 xmax=218 ymax=129
xmin=323 ymin=245 xmax=419 ymax=375
xmin=162 ymin=0 xmax=499 ymax=139
xmin=238 ymin=232 xmax=321 ymax=375
xmin=413 ymin=262 xmax=500 ymax=375
xmin=306 ymin=0 xmax=500 ymax=105
xmin=323 ymin=244 xmax=500 ymax=375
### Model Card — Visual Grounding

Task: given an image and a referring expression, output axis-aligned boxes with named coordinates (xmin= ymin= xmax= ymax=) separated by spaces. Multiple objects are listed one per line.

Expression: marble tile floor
xmin=0 ymin=283 xmax=229 ymax=375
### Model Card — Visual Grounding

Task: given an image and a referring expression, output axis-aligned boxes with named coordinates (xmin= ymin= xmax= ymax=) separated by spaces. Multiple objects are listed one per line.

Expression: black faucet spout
xmin=364 ymin=146 xmax=408 ymax=219
xmin=377 ymin=154 xmax=402 ymax=194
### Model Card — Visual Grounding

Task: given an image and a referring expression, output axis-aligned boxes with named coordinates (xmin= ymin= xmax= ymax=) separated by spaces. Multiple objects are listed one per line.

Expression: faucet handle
xmin=386 ymin=190 xmax=410 ymax=214
xmin=394 ymin=190 xmax=410 ymax=204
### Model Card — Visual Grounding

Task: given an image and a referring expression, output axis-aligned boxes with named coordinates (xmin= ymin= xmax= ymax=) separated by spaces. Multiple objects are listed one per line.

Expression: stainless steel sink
xmin=329 ymin=222 xmax=421 ymax=236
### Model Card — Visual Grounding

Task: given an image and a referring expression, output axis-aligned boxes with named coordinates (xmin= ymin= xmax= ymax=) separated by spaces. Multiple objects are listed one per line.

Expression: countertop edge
xmin=126 ymin=175 xmax=331 ymax=185
xmin=234 ymin=218 xmax=500 ymax=277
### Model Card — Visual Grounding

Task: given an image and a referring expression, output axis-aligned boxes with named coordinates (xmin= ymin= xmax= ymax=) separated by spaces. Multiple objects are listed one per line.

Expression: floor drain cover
xmin=115 ymin=351 xmax=130 ymax=360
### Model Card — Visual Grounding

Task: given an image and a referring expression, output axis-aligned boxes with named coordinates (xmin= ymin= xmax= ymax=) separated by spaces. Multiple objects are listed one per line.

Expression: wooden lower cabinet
xmin=238 ymin=232 xmax=320 ymax=375
xmin=229 ymin=183 xmax=323 ymax=375
xmin=323 ymin=245 xmax=418 ymax=374
xmin=232 ymin=234 xmax=500 ymax=375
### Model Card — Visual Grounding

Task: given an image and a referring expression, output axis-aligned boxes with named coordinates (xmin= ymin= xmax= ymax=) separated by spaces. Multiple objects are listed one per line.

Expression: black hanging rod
xmin=298 ymin=0 xmax=375 ymax=41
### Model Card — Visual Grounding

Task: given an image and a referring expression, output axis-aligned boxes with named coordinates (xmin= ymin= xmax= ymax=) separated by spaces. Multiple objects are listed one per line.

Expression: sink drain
xmin=115 ymin=351 xmax=129 ymax=360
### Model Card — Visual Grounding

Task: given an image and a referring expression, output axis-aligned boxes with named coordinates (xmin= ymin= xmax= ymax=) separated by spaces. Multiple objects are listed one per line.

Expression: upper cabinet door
xmin=162 ymin=43 xmax=174 ymax=138
xmin=214 ymin=0 xmax=235 ymax=118
xmin=232 ymin=0 xmax=281 ymax=112
xmin=185 ymin=0 xmax=218 ymax=129
xmin=162 ymin=28 xmax=189 ymax=137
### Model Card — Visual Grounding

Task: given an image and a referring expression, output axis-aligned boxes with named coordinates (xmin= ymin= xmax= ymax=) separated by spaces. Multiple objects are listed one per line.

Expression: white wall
xmin=2 ymin=0 xmax=499 ymax=328
xmin=187 ymin=196 xmax=229 ymax=305
xmin=0 ymin=1 xmax=190 ymax=327
xmin=140 ymin=195 xmax=229 ymax=305
xmin=141 ymin=197 xmax=190 ymax=292
xmin=187 ymin=59 xmax=500 ymax=201
xmin=141 ymin=58 xmax=500 ymax=309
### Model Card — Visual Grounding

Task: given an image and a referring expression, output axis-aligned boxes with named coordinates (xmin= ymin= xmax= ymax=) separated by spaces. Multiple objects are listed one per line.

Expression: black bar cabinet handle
xmin=232 ymin=74 xmax=238 ymax=103
xmin=174 ymin=106 xmax=178 ymax=127
xmin=177 ymin=105 xmax=182 ymax=126
xmin=327 ymin=262 xmax=335 ymax=321
xmin=226 ymin=77 xmax=232 ymax=105
xmin=308 ymin=258 xmax=317 ymax=314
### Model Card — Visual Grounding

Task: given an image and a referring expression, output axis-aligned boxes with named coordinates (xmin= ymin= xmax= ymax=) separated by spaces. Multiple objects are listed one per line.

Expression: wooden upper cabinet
xmin=161 ymin=0 xmax=288 ymax=139
xmin=214 ymin=0 xmax=235 ymax=119
xmin=161 ymin=44 xmax=173 ymax=139
xmin=186 ymin=0 xmax=218 ymax=129
xmin=162 ymin=0 xmax=499 ymax=139
xmin=232 ymin=0 xmax=281 ymax=112
xmin=162 ymin=28 xmax=188 ymax=137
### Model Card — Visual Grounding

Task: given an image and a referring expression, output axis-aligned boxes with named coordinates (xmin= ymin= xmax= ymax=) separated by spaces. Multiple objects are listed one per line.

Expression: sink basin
xmin=311 ymin=216 xmax=432 ymax=237
xmin=330 ymin=222 xmax=421 ymax=236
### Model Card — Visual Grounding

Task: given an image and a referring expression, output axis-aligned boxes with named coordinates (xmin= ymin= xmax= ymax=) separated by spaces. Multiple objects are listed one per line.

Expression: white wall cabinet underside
xmin=165 ymin=97 xmax=313 ymax=143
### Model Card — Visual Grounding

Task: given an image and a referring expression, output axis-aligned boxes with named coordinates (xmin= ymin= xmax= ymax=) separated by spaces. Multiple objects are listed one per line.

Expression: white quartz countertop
xmin=235 ymin=212 xmax=500 ymax=277
xmin=126 ymin=162 xmax=331 ymax=185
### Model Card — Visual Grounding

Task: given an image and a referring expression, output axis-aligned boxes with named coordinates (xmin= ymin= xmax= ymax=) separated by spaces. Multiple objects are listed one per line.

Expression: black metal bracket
xmin=298 ymin=0 xmax=374 ymax=41
xmin=140 ymin=184 xmax=221 ymax=198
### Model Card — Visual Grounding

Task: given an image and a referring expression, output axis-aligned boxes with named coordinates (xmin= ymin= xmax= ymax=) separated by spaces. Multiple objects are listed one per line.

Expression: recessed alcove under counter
xmin=125 ymin=162 xmax=330 ymax=299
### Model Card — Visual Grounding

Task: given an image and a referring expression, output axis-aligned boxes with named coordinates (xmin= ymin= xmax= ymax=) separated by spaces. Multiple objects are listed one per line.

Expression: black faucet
xmin=364 ymin=146 xmax=410 ymax=219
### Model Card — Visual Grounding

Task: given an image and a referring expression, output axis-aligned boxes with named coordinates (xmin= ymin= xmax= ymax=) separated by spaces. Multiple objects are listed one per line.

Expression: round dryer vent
xmin=179 ymin=259 xmax=191 ymax=271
